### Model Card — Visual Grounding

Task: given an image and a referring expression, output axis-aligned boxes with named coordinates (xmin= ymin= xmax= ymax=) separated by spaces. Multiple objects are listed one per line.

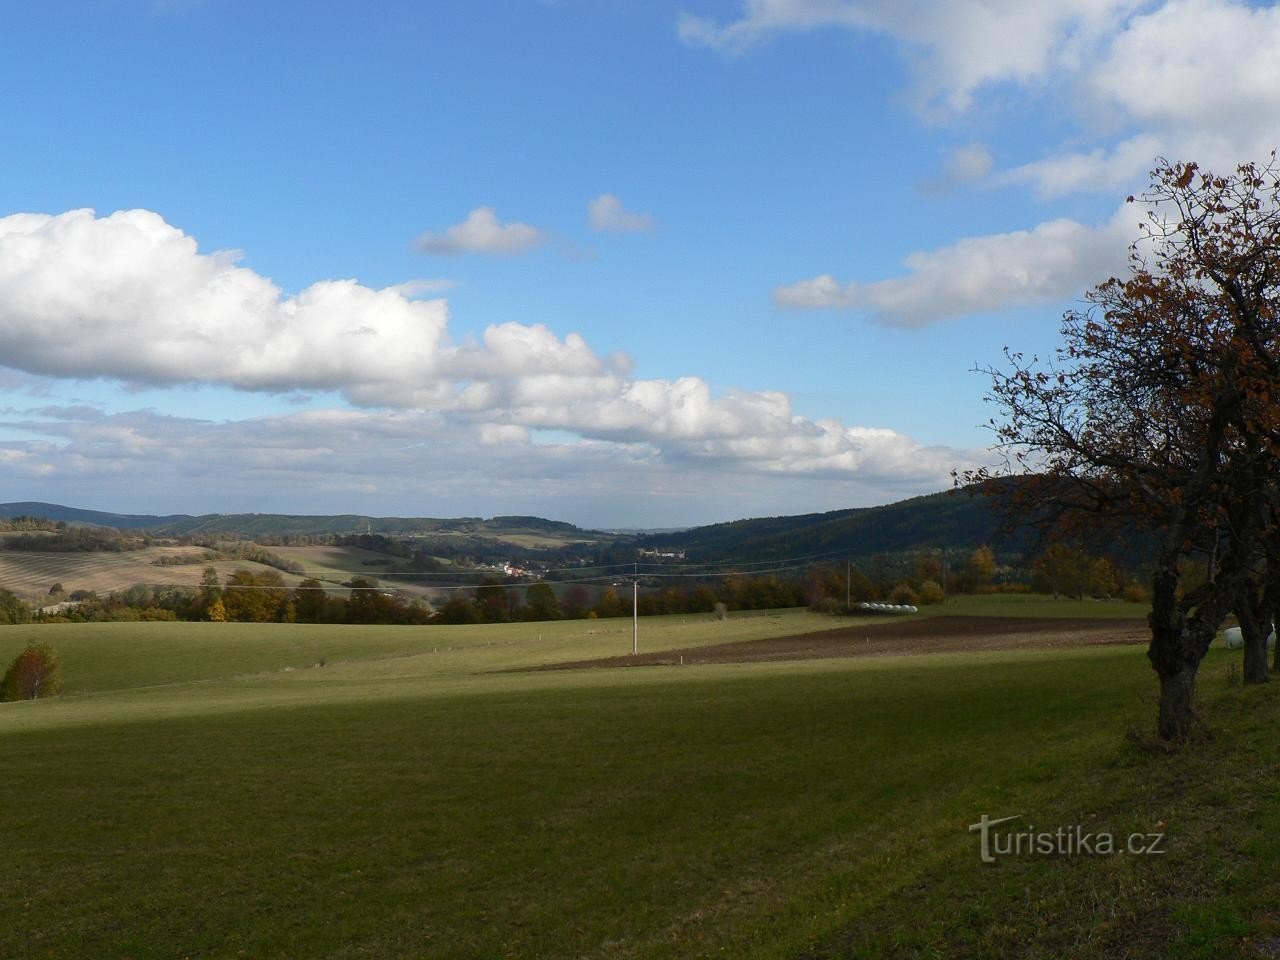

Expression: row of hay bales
xmin=856 ymin=602 xmax=918 ymax=615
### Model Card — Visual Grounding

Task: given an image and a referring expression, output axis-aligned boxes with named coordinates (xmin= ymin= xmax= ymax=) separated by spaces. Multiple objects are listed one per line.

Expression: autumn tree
xmin=2 ymin=643 xmax=62 ymax=700
xmin=561 ymin=584 xmax=592 ymax=619
xmin=475 ymin=579 xmax=515 ymax=623
xmin=523 ymin=582 xmax=562 ymax=621
xmin=0 ymin=588 xmax=30 ymax=625
xmin=965 ymin=546 xmax=997 ymax=591
xmin=222 ymin=569 xmax=289 ymax=622
xmin=292 ymin=578 xmax=329 ymax=623
xmin=1030 ymin=543 xmax=1094 ymax=599
xmin=969 ymin=157 xmax=1280 ymax=741
xmin=198 ymin=566 xmax=222 ymax=619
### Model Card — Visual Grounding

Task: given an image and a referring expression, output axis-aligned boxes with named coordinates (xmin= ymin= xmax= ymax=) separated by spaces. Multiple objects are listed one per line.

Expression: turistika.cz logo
xmin=968 ymin=814 xmax=1166 ymax=863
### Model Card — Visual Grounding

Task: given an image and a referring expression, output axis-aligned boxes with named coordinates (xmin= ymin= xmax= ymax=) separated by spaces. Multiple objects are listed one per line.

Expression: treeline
xmin=33 ymin=568 xmax=812 ymax=626
xmin=0 ymin=516 xmax=63 ymax=533
xmin=2 ymin=526 xmax=151 ymax=552
xmin=36 ymin=570 xmax=433 ymax=625
xmin=803 ymin=543 xmax=1145 ymax=611
xmin=432 ymin=574 xmax=806 ymax=624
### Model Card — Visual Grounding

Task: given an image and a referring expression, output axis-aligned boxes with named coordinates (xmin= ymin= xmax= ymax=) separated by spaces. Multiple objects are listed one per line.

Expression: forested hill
xmin=0 ymin=492 xmax=1030 ymax=560
xmin=0 ymin=502 xmax=600 ymax=540
xmin=637 ymin=490 xmax=1031 ymax=562
xmin=0 ymin=502 xmax=191 ymax=529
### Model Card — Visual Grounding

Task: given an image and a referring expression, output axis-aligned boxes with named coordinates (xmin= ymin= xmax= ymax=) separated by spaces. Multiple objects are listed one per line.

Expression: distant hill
xmin=0 ymin=502 xmax=191 ymax=529
xmin=637 ymin=489 xmax=1031 ymax=562
xmin=0 ymin=490 xmax=1037 ymax=563
xmin=0 ymin=502 xmax=602 ymax=541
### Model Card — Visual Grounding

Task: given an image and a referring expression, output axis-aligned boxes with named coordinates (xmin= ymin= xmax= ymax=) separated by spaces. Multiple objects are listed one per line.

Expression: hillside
xmin=0 ymin=503 xmax=602 ymax=541
xmin=0 ymin=501 xmax=189 ymax=529
xmin=0 ymin=492 xmax=1030 ymax=563
xmin=638 ymin=489 xmax=1031 ymax=562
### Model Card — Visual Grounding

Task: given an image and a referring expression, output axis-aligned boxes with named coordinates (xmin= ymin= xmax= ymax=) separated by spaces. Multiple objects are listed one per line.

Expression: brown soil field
xmin=544 ymin=615 xmax=1151 ymax=670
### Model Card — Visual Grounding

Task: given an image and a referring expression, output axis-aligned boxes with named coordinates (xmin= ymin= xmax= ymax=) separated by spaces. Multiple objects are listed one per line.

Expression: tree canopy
xmin=969 ymin=156 xmax=1280 ymax=741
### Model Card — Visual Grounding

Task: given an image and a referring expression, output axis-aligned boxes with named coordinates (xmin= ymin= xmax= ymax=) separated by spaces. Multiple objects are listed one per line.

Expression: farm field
xmin=264 ymin=543 xmax=425 ymax=583
xmin=0 ymin=547 xmax=308 ymax=603
xmin=0 ymin=602 xmax=1276 ymax=958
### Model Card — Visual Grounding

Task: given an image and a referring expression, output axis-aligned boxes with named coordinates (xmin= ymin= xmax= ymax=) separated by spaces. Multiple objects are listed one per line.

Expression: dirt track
xmin=543 ymin=616 xmax=1150 ymax=671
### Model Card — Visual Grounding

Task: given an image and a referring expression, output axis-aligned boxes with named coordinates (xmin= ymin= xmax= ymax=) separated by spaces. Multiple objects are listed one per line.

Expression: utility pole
xmin=846 ymin=560 xmax=851 ymax=609
xmin=632 ymin=578 xmax=638 ymax=655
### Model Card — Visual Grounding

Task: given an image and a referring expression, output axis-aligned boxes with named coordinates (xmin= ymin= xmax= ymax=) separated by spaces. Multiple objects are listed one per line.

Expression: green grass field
xmin=0 ymin=600 xmax=1276 ymax=959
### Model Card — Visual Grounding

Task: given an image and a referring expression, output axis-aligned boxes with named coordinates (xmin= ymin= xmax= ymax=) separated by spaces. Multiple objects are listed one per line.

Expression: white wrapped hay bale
xmin=1222 ymin=626 xmax=1277 ymax=649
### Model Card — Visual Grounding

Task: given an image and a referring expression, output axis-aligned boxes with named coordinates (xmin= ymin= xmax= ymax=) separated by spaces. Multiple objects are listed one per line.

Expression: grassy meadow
xmin=0 ymin=600 xmax=1276 ymax=958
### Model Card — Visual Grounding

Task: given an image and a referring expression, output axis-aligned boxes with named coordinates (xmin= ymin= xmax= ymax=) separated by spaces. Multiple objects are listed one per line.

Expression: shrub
xmin=889 ymin=582 xmax=919 ymax=606
xmin=1122 ymin=582 xmax=1150 ymax=605
xmin=917 ymin=580 xmax=945 ymax=605
xmin=2 ymin=643 xmax=63 ymax=701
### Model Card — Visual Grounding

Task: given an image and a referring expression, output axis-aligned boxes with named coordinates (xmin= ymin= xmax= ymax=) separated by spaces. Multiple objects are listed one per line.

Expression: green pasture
xmin=266 ymin=543 xmax=409 ymax=580
xmin=0 ymin=602 xmax=1275 ymax=958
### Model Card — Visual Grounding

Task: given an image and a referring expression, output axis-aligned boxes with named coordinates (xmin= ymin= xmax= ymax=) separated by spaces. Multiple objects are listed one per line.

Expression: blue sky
xmin=0 ymin=0 xmax=1274 ymax=526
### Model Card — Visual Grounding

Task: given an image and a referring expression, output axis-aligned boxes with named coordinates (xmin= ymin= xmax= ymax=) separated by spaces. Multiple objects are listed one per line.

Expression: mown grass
xmin=0 ymin=609 xmax=1275 ymax=958
xmin=0 ymin=608 xmax=844 ymax=694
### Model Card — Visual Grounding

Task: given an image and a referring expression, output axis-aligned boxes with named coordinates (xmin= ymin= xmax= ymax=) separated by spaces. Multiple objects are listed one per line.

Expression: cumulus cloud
xmin=774 ymin=206 xmax=1134 ymax=325
xmin=683 ymin=1 xmax=1280 ymax=201
xmin=0 ymin=207 xmax=980 ymax=491
xmin=587 ymin=194 xmax=656 ymax=233
xmin=997 ymin=0 xmax=1280 ymax=197
xmin=695 ymin=1 xmax=1280 ymax=323
xmin=1092 ymin=0 xmax=1280 ymax=137
xmin=414 ymin=206 xmax=544 ymax=256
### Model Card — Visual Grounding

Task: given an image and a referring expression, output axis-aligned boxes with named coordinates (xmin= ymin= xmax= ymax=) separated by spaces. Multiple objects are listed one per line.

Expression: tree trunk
xmin=1236 ymin=586 xmax=1271 ymax=684
xmin=1157 ymin=665 xmax=1198 ymax=742
xmin=1147 ymin=553 xmax=1232 ymax=743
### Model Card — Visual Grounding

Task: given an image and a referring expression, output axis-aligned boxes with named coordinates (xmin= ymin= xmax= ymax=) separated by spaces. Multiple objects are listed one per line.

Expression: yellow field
xmin=0 ymin=547 xmax=308 ymax=602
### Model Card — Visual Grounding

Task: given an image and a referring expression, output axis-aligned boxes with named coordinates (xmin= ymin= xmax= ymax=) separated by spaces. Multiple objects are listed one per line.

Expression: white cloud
xmin=943 ymin=143 xmax=993 ymax=183
xmin=774 ymin=206 xmax=1134 ymax=325
xmin=0 ymin=406 xmax=985 ymax=526
xmin=388 ymin=278 xmax=455 ymax=297
xmin=587 ymin=194 xmax=656 ymax=233
xmin=679 ymin=0 xmax=1138 ymax=112
xmin=1092 ymin=0 xmax=1280 ymax=136
xmin=998 ymin=1 xmax=1280 ymax=197
xmin=919 ymin=142 xmax=995 ymax=194
xmin=0 ymin=207 xmax=982 ymax=491
xmin=677 ymin=1 xmax=872 ymax=54
xmin=414 ymin=206 xmax=544 ymax=256
xmin=772 ymin=273 xmax=856 ymax=310
xmin=997 ymin=135 xmax=1165 ymax=200
xmin=683 ymin=1 xmax=1280 ymax=200
xmin=701 ymin=1 xmax=1280 ymax=326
